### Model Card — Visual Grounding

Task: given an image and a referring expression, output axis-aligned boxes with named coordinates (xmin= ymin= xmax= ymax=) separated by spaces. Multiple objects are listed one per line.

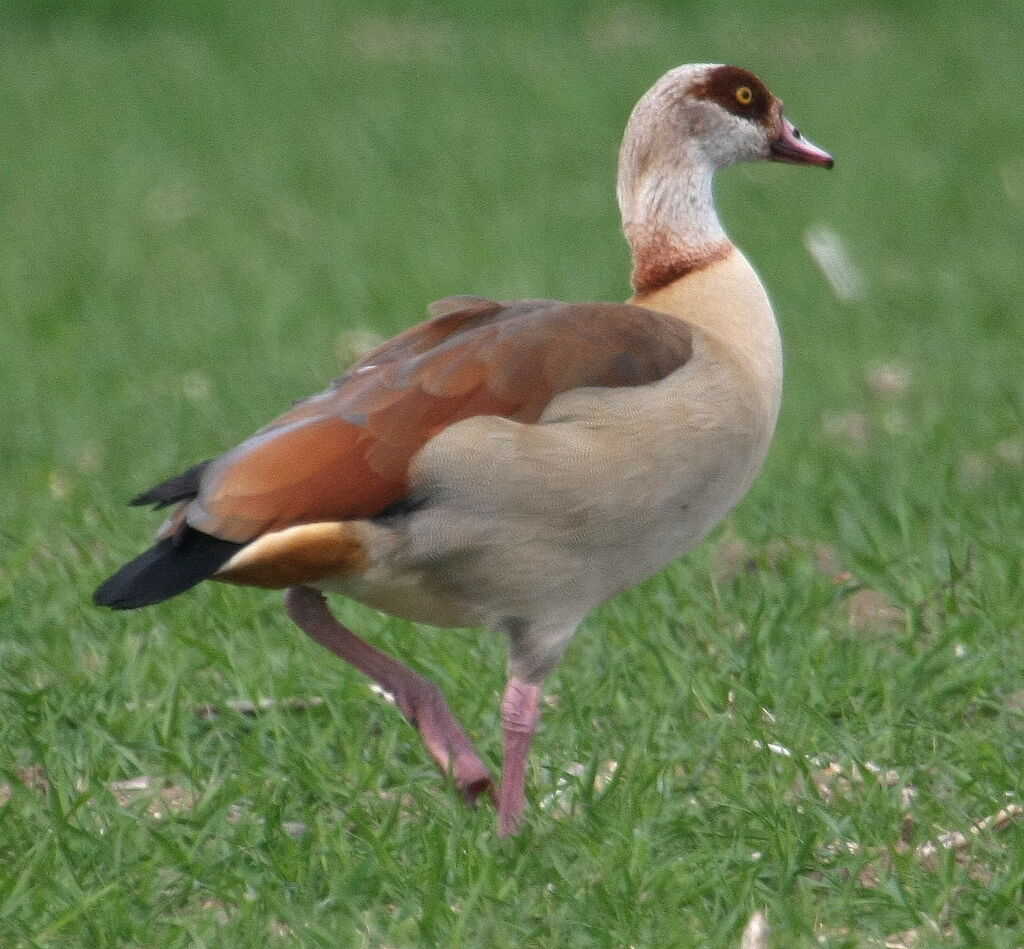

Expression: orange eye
xmin=735 ymin=86 xmax=754 ymax=106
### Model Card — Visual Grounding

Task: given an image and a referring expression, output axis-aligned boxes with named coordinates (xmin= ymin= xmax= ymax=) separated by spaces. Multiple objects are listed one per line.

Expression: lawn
xmin=2 ymin=0 xmax=1023 ymax=945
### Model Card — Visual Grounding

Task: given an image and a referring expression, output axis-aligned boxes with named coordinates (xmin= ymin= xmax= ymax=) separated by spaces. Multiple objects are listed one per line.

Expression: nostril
xmin=792 ymin=127 xmax=803 ymax=139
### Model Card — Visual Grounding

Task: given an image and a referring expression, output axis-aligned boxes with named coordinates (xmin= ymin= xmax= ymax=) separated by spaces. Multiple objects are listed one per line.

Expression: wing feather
xmin=172 ymin=298 xmax=694 ymax=542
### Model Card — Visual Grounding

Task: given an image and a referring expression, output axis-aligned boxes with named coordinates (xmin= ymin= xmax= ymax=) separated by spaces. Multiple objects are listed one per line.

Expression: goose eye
xmin=735 ymin=86 xmax=754 ymax=106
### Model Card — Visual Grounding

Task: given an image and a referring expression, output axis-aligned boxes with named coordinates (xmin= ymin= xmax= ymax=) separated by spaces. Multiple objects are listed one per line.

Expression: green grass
xmin=2 ymin=0 xmax=1023 ymax=945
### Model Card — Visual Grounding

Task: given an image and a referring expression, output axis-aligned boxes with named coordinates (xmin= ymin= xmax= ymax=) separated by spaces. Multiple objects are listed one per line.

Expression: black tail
xmin=94 ymin=526 xmax=244 ymax=610
xmin=130 ymin=460 xmax=211 ymax=509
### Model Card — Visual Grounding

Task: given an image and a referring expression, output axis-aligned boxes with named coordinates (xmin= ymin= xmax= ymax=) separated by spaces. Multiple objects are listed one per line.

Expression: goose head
xmin=618 ymin=64 xmax=833 ymax=294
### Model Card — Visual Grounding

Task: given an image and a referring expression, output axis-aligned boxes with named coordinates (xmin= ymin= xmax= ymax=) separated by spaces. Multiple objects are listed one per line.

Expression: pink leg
xmin=497 ymin=677 xmax=543 ymax=837
xmin=284 ymin=586 xmax=494 ymax=805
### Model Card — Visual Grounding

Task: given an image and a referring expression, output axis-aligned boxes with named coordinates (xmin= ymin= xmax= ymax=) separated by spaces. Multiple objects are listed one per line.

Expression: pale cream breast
xmin=633 ymin=247 xmax=783 ymax=431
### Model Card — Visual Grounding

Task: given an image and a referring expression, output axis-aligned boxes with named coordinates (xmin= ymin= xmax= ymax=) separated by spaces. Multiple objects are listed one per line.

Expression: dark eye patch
xmin=693 ymin=65 xmax=774 ymax=122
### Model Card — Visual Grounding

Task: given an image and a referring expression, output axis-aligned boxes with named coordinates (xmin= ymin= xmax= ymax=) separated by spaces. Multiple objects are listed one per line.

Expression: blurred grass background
xmin=2 ymin=0 xmax=1023 ymax=945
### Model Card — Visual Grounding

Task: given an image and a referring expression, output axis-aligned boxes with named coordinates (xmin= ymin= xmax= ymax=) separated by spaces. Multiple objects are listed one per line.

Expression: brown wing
xmin=186 ymin=297 xmax=694 ymax=542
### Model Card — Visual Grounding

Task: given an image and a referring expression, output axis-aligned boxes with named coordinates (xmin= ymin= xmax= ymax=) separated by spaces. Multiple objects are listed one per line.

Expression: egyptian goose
xmin=95 ymin=64 xmax=832 ymax=836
